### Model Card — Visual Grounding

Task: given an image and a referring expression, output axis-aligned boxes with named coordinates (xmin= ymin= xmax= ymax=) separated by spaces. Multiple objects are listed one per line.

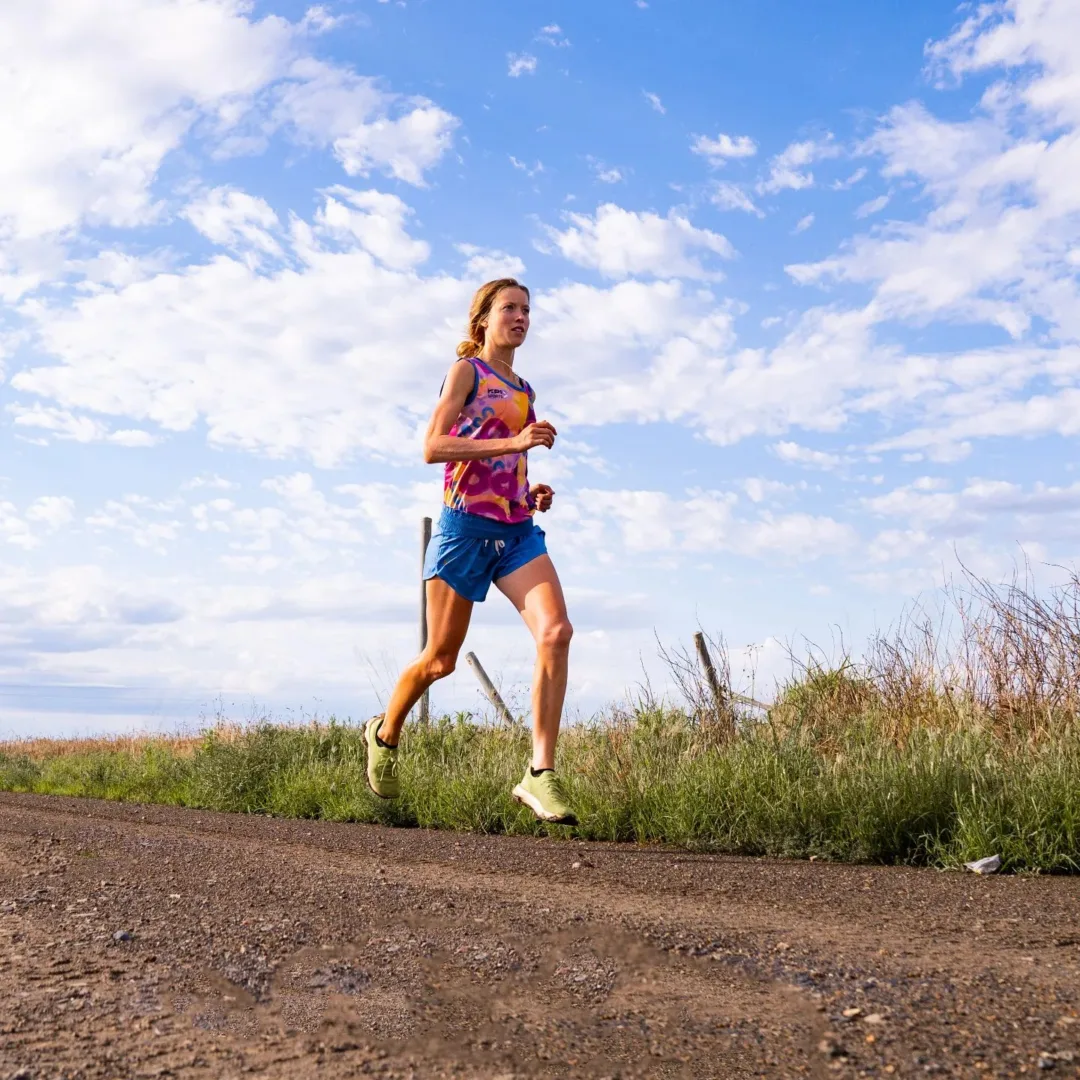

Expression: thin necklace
xmin=485 ymin=354 xmax=522 ymax=386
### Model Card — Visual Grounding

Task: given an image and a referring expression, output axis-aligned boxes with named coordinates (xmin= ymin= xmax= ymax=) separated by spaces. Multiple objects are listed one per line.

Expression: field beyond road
xmin=2 ymin=793 xmax=1079 ymax=1078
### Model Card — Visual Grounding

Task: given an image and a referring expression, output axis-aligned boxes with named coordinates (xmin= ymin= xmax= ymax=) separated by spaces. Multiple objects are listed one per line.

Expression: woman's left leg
xmin=496 ymin=554 xmax=573 ymax=770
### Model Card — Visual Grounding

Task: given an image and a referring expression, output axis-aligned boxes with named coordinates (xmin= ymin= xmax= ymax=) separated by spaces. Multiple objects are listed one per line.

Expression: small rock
xmin=112 ymin=930 xmax=133 ymax=943
xmin=1041 ymin=1052 xmax=1076 ymax=1067
xmin=842 ymin=1007 xmax=863 ymax=1019
xmin=818 ymin=1035 xmax=846 ymax=1058
xmin=865 ymin=1013 xmax=887 ymax=1025
xmin=571 ymin=862 xmax=581 ymax=870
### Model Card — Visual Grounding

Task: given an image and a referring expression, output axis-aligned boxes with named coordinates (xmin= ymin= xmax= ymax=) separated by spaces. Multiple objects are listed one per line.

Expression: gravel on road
xmin=1 ymin=792 xmax=1079 ymax=1078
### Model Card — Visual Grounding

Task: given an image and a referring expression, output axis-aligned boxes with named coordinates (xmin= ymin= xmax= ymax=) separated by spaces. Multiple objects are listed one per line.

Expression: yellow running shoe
xmin=512 ymin=768 xmax=577 ymax=825
xmin=365 ymin=715 xmax=400 ymax=799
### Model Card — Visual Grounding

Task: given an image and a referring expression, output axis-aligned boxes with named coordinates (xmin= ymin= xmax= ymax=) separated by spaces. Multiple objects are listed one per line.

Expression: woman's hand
xmin=530 ymin=483 xmax=555 ymax=512
xmin=512 ymin=420 xmax=557 ymax=454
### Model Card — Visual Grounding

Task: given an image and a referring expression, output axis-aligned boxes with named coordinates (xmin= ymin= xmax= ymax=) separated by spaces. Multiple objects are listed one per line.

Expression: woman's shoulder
xmin=439 ymin=357 xmax=481 ymax=405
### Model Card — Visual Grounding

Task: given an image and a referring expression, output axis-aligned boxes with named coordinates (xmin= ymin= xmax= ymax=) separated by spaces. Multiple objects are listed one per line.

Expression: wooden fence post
xmin=694 ymin=631 xmax=734 ymax=735
xmin=465 ymin=651 xmax=516 ymax=727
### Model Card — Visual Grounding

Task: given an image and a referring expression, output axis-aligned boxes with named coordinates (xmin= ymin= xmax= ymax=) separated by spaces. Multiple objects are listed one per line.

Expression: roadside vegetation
xmin=3 ymin=568 xmax=1079 ymax=872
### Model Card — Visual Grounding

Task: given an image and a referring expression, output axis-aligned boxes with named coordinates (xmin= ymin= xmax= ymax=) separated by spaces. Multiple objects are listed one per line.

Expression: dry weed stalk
xmin=656 ymin=630 xmax=737 ymax=742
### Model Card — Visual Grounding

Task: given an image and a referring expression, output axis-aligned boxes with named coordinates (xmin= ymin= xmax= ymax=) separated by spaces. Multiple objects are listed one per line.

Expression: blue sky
xmin=2 ymin=0 xmax=1079 ymax=737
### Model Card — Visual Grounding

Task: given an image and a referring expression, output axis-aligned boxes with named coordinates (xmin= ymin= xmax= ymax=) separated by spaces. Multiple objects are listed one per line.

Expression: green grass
xmin=3 ymin=707 xmax=1079 ymax=873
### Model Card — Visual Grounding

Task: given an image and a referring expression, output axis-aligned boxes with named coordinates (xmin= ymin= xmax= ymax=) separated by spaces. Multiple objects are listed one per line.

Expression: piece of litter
xmin=964 ymin=855 xmax=1001 ymax=875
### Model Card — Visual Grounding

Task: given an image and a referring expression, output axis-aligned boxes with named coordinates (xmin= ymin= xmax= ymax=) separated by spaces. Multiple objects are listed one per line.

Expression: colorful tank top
xmin=443 ymin=357 xmax=536 ymax=525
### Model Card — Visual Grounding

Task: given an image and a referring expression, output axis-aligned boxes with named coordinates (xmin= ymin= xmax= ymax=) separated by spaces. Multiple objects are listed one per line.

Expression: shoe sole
xmin=512 ymin=784 xmax=577 ymax=826
xmin=365 ymin=718 xmax=399 ymax=801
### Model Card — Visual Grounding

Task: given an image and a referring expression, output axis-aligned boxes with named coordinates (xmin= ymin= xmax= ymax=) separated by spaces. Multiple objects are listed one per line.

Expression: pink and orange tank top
xmin=443 ymin=357 xmax=536 ymax=525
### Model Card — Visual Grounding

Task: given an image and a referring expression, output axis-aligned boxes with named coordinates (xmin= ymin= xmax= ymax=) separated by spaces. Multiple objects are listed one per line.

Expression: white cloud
xmin=772 ymin=441 xmax=844 ymax=470
xmin=25 ymin=496 xmax=76 ymax=531
xmin=564 ymin=488 xmax=856 ymax=562
xmin=854 ymin=193 xmax=890 ymax=218
xmin=691 ymin=133 xmax=758 ymax=165
xmin=924 ymin=0 xmax=1080 ymax=127
xmin=864 ymin=477 xmax=1080 ymax=554
xmin=508 ymin=53 xmax=538 ymax=77
xmin=0 ymin=504 xmax=35 ymax=551
xmin=537 ymin=24 xmax=570 ymax=47
xmin=587 ymin=157 xmax=625 ymax=184
xmin=794 ymin=213 xmax=815 ymax=233
xmin=314 ymin=186 xmax=430 ymax=270
xmin=0 ymin=1 xmax=459 ymax=299
xmin=529 ymin=287 xmax=921 ymax=446
xmin=509 ymin=156 xmax=545 ymax=177
xmin=757 ymin=136 xmax=841 ymax=194
xmin=265 ymin=59 xmax=462 ymax=187
xmin=330 ymin=103 xmax=458 ymax=187
xmin=832 ymin=167 xmax=867 ymax=190
xmin=778 ymin=2 xmax=1080 ymax=456
xmin=742 ymin=478 xmax=799 ymax=504
xmin=643 ymin=91 xmax=665 ymax=115
xmin=0 ymin=0 xmax=293 ymax=245
xmin=182 ymin=474 xmax=238 ymax=492
xmin=710 ymin=182 xmax=763 ymax=216
xmin=540 ymin=203 xmax=735 ymax=280
xmin=299 ymin=5 xmax=343 ymax=35
xmin=0 ymin=495 xmax=75 ymax=550
xmin=11 ymin=190 xmax=470 ymax=467
xmin=86 ymin=496 xmax=185 ymax=555
xmin=456 ymin=244 xmax=527 ymax=281
xmin=182 ymin=187 xmax=283 ymax=261
xmin=9 ymin=403 xmax=157 ymax=447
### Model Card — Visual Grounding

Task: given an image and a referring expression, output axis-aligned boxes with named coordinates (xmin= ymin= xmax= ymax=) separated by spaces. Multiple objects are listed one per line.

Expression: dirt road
xmin=1 ymin=792 xmax=1078 ymax=1078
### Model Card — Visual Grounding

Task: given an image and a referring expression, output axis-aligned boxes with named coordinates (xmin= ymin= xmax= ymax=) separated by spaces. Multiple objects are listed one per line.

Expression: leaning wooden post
xmin=465 ymin=651 xmax=515 ymax=727
xmin=418 ymin=516 xmax=432 ymax=724
xmin=693 ymin=631 xmax=730 ymax=733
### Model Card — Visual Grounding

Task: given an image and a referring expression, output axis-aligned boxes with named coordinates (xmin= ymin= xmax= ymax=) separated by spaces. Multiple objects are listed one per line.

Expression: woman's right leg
xmin=377 ymin=576 xmax=474 ymax=745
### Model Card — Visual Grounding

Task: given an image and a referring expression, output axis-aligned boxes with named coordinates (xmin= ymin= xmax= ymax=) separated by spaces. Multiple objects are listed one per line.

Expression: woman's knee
xmin=538 ymin=619 xmax=573 ymax=652
xmin=423 ymin=650 xmax=458 ymax=681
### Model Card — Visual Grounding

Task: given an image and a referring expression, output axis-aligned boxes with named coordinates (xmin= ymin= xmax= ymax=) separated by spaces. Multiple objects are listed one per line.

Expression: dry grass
xmin=7 ymin=733 xmax=205 ymax=762
xmin=764 ymin=564 xmax=1080 ymax=750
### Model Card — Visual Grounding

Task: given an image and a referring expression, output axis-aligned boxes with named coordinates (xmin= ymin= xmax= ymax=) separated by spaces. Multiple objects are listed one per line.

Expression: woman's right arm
xmin=423 ymin=360 xmax=556 ymax=464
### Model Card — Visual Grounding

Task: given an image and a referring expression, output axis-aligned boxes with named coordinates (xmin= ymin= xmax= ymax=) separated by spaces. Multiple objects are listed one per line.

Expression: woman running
xmin=365 ymin=277 xmax=577 ymax=825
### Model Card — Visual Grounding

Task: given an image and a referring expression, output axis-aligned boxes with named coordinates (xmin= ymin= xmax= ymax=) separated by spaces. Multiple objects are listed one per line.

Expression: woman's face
xmin=483 ymin=287 xmax=530 ymax=349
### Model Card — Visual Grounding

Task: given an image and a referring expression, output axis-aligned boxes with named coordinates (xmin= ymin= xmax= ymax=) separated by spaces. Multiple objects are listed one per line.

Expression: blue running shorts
xmin=423 ymin=507 xmax=548 ymax=602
